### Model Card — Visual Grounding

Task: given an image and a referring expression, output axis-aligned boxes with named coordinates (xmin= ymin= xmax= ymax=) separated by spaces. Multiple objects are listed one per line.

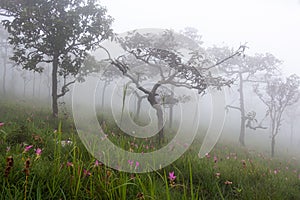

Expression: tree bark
xmin=147 ymin=84 xmax=164 ymax=144
xmin=271 ymin=136 xmax=275 ymax=157
xmin=238 ymin=72 xmax=246 ymax=146
xmin=169 ymin=104 xmax=174 ymax=129
xmin=2 ymin=42 xmax=7 ymax=95
xmin=52 ymin=53 xmax=59 ymax=118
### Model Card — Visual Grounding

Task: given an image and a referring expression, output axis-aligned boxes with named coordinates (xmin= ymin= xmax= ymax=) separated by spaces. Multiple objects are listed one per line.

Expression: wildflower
xmin=205 ymin=153 xmax=211 ymax=159
xmin=0 ymin=122 xmax=4 ymax=127
xmin=135 ymin=161 xmax=140 ymax=168
xmin=224 ymin=180 xmax=233 ymax=185
xmin=4 ymin=156 xmax=14 ymax=178
xmin=274 ymin=169 xmax=278 ymax=175
xmin=24 ymin=158 xmax=31 ymax=176
xmin=94 ymin=160 xmax=100 ymax=167
xmin=128 ymin=160 xmax=134 ymax=166
xmin=83 ymin=169 xmax=91 ymax=177
xmin=168 ymin=171 xmax=176 ymax=181
xmin=35 ymin=148 xmax=42 ymax=156
xmin=24 ymin=145 xmax=33 ymax=153
xmin=215 ymin=172 xmax=221 ymax=178
xmin=214 ymin=156 xmax=218 ymax=163
xmin=67 ymin=161 xmax=74 ymax=167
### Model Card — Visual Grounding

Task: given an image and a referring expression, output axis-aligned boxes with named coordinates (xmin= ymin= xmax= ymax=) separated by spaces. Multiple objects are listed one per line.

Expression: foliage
xmin=0 ymin=0 xmax=114 ymax=117
xmin=99 ymin=29 xmax=246 ymax=143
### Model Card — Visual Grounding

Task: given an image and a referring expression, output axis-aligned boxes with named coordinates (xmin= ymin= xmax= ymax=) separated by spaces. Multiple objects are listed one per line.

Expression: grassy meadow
xmin=1 ymin=97 xmax=300 ymax=200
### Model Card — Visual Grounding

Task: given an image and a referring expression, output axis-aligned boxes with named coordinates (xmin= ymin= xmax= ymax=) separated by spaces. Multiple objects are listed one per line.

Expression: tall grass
xmin=1 ymin=99 xmax=300 ymax=199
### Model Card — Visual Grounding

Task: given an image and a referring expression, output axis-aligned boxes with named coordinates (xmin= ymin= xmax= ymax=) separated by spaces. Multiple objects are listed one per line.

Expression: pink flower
xmin=95 ymin=160 xmax=99 ymax=167
xmin=83 ymin=169 xmax=91 ymax=177
xmin=168 ymin=171 xmax=176 ymax=181
xmin=135 ymin=161 xmax=140 ymax=168
xmin=215 ymin=172 xmax=221 ymax=178
xmin=224 ymin=180 xmax=233 ymax=185
xmin=24 ymin=145 xmax=33 ymax=152
xmin=67 ymin=161 xmax=74 ymax=167
xmin=128 ymin=160 xmax=133 ymax=166
xmin=205 ymin=153 xmax=211 ymax=159
xmin=35 ymin=148 xmax=42 ymax=156
xmin=0 ymin=122 xmax=4 ymax=127
xmin=274 ymin=169 xmax=278 ymax=175
xmin=214 ymin=156 xmax=218 ymax=163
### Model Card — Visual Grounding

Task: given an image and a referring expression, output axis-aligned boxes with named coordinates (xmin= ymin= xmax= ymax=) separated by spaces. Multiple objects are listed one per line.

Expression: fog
xmin=1 ymin=0 xmax=300 ymax=158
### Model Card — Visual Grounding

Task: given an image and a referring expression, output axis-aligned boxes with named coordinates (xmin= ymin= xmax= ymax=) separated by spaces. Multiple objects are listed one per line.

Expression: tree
xmin=0 ymin=0 xmax=113 ymax=117
xmin=208 ymin=46 xmax=281 ymax=146
xmin=0 ymin=25 xmax=12 ymax=95
xmin=99 ymin=30 xmax=246 ymax=143
xmin=285 ymin=102 xmax=300 ymax=145
xmin=254 ymin=74 xmax=300 ymax=157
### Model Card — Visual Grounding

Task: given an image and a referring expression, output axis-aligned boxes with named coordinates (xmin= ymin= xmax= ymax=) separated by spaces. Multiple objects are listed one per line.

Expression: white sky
xmin=100 ymin=0 xmax=300 ymax=75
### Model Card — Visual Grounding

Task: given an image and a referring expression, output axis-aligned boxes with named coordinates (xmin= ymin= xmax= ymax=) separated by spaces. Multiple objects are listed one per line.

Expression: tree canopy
xmin=0 ymin=0 xmax=114 ymax=117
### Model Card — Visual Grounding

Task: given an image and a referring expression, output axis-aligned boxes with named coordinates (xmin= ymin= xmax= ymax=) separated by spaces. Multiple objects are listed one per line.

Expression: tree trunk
xmin=2 ymin=42 xmax=7 ymax=95
xmin=238 ymin=72 xmax=246 ymax=146
xmin=169 ymin=104 xmax=173 ymax=129
xmin=52 ymin=53 xmax=59 ymax=118
xmin=155 ymin=104 xmax=164 ymax=144
xmin=271 ymin=136 xmax=275 ymax=157
xmin=148 ymin=85 xmax=164 ymax=144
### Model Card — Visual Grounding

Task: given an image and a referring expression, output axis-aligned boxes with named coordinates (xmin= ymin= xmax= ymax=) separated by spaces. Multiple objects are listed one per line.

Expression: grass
xmin=1 ymin=98 xmax=300 ymax=199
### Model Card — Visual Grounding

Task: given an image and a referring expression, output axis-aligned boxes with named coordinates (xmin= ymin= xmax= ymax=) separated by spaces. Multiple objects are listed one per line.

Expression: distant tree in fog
xmin=0 ymin=25 xmax=12 ymax=95
xmin=0 ymin=0 xmax=113 ymax=117
xmin=254 ymin=74 xmax=300 ymax=157
xmin=208 ymin=46 xmax=281 ymax=146
xmin=99 ymin=29 xmax=246 ymax=143
xmin=285 ymin=102 xmax=300 ymax=146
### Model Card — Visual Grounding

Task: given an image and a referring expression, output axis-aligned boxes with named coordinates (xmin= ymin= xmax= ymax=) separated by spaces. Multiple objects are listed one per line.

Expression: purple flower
xmin=135 ymin=161 xmax=140 ymax=168
xmin=0 ymin=122 xmax=4 ymax=127
xmin=83 ymin=169 xmax=91 ymax=177
xmin=128 ymin=160 xmax=134 ymax=166
xmin=168 ymin=171 xmax=176 ymax=181
xmin=24 ymin=145 xmax=33 ymax=152
xmin=35 ymin=148 xmax=42 ymax=156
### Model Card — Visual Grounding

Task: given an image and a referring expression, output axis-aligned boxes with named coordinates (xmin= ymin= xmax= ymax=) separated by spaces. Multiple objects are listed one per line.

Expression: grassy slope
xmin=1 ymin=98 xmax=300 ymax=200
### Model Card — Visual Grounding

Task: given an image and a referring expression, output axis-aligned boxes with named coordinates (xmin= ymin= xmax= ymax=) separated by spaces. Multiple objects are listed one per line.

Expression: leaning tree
xmin=207 ymin=46 xmax=281 ymax=146
xmin=0 ymin=0 xmax=113 ymax=117
xmin=98 ymin=29 xmax=246 ymax=143
xmin=254 ymin=74 xmax=300 ymax=157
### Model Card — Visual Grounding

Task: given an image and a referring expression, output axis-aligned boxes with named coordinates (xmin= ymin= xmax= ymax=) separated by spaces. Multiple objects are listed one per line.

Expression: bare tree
xmin=254 ymin=74 xmax=300 ymax=157
xmin=285 ymin=102 xmax=300 ymax=145
xmin=208 ymin=46 xmax=281 ymax=146
xmin=99 ymin=30 xmax=246 ymax=143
